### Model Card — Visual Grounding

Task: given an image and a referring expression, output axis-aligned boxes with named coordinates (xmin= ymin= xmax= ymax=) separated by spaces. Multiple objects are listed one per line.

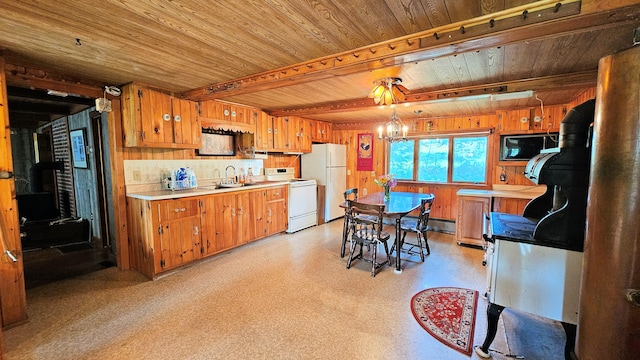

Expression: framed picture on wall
xmin=357 ymin=133 xmax=374 ymax=171
xmin=70 ymin=129 xmax=88 ymax=168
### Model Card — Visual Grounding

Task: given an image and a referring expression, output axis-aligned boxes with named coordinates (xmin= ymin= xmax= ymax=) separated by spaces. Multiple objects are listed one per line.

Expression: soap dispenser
xmin=238 ymin=168 xmax=246 ymax=184
xmin=247 ymin=167 xmax=254 ymax=184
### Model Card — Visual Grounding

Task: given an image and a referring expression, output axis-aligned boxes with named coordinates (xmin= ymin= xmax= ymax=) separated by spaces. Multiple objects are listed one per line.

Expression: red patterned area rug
xmin=411 ymin=287 xmax=479 ymax=356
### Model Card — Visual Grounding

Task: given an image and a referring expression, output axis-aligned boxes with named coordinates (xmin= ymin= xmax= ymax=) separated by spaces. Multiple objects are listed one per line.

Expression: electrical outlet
xmin=347 ymin=169 xmax=351 ymax=176
xmin=362 ymin=188 xmax=368 ymax=196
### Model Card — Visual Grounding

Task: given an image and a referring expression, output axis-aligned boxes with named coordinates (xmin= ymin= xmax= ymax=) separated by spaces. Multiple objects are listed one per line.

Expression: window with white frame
xmin=388 ymin=134 xmax=489 ymax=184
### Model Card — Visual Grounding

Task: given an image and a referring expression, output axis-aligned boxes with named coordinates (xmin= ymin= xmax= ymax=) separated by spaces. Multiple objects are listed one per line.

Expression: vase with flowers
xmin=374 ymin=174 xmax=397 ymax=201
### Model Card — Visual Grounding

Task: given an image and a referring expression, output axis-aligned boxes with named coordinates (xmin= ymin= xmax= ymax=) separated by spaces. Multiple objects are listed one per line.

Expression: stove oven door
xmin=488 ymin=239 xmax=583 ymax=324
xmin=286 ymin=182 xmax=318 ymax=233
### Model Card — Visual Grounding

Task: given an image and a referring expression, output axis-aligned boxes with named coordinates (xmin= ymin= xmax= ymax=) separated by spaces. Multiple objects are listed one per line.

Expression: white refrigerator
xmin=302 ymin=144 xmax=347 ymax=222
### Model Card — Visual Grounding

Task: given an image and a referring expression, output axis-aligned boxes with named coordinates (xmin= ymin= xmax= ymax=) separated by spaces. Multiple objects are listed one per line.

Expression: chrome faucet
xmin=225 ymin=165 xmax=236 ymax=184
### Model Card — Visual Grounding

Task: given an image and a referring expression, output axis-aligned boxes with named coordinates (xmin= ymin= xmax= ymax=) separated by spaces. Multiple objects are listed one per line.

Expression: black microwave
xmin=499 ymin=133 xmax=559 ymax=161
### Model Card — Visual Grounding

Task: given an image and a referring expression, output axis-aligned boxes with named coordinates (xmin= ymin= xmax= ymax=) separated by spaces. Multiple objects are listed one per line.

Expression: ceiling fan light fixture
xmin=369 ymin=77 xmax=409 ymax=106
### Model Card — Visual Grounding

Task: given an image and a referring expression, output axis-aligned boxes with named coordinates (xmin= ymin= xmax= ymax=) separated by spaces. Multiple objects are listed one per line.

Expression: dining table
xmin=343 ymin=191 xmax=425 ymax=273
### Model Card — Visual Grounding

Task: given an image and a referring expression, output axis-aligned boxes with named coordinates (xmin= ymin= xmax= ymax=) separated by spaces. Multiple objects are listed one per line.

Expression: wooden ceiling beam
xmin=268 ymin=71 xmax=597 ymax=117
xmin=4 ymin=64 xmax=104 ymax=99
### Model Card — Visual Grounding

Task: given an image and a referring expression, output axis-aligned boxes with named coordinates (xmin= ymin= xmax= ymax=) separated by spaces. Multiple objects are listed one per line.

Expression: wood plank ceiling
xmin=1 ymin=0 xmax=640 ymax=125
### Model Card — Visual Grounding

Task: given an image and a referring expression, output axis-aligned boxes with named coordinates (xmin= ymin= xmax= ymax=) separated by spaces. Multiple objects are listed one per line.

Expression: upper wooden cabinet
xmin=199 ymin=99 xmax=258 ymax=127
xmin=121 ymin=83 xmax=201 ymax=148
xmin=255 ymin=114 xmax=312 ymax=153
xmin=309 ymin=119 xmax=332 ymax=143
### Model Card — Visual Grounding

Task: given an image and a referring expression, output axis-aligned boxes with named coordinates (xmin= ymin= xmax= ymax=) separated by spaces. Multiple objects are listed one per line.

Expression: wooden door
xmin=142 ymin=87 xmax=173 ymax=146
xmin=0 ymin=55 xmax=27 ymax=327
xmin=159 ymin=218 xmax=184 ymax=270
xmin=171 ymin=97 xmax=200 ymax=147
xmin=200 ymin=195 xmax=217 ymax=256
xmin=213 ymin=193 xmax=237 ymax=251
xmin=288 ymin=116 xmax=300 ymax=151
xmin=299 ymin=117 xmax=312 ymax=152
xmin=272 ymin=116 xmax=289 ymax=151
xmin=236 ymin=191 xmax=252 ymax=245
xmin=250 ymin=190 xmax=267 ymax=240
xmin=456 ymin=196 xmax=490 ymax=246
xmin=254 ymin=112 xmax=273 ymax=151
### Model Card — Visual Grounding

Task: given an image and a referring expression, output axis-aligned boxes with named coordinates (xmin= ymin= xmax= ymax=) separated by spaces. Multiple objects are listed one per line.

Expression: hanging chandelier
xmin=378 ymin=109 xmax=408 ymax=142
xmin=368 ymin=77 xmax=410 ymax=106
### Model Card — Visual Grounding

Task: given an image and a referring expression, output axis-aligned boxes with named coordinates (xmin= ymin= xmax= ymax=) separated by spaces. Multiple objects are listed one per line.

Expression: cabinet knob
xmin=163 ymin=114 xmax=171 ymax=121
xmin=174 ymin=115 xmax=182 ymax=122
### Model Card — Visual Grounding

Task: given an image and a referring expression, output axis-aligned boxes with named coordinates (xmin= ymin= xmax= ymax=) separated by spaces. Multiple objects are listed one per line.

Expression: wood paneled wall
xmin=332 ymin=87 xmax=597 ymax=221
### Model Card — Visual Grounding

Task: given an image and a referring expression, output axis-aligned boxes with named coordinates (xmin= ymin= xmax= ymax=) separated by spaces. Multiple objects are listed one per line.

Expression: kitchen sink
xmin=218 ymin=183 xmax=244 ymax=188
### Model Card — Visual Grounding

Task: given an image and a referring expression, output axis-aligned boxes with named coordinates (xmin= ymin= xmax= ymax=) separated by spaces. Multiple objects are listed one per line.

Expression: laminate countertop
xmin=126 ymin=181 xmax=290 ymax=201
xmin=456 ymin=185 xmax=546 ymax=200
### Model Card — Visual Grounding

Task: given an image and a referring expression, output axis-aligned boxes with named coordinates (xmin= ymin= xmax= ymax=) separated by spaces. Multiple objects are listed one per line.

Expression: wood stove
xmin=476 ymin=100 xmax=595 ymax=360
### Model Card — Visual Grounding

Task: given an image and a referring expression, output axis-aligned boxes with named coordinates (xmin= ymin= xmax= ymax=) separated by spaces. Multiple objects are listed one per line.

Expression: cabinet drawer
xmin=266 ymin=186 xmax=286 ymax=201
xmin=158 ymin=199 xmax=199 ymax=220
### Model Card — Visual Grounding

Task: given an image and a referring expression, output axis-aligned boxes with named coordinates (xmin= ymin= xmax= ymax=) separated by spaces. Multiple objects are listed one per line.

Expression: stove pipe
xmin=559 ymin=99 xmax=595 ymax=150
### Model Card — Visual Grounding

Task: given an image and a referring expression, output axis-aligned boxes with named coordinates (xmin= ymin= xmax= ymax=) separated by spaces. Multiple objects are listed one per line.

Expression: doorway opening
xmin=8 ymin=86 xmax=116 ymax=288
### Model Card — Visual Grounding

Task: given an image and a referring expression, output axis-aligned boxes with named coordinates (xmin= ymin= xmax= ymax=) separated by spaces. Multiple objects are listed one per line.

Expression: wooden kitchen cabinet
xmin=250 ymin=189 xmax=267 ymax=240
xmin=199 ymin=99 xmax=258 ymax=126
xmin=456 ymin=195 xmax=491 ymax=247
xmin=255 ymin=115 xmax=311 ymax=153
xmin=127 ymin=197 xmax=202 ymax=278
xmin=128 ymin=185 xmax=289 ymax=279
xmin=310 ymin=119 xmax=332 ymax=143
xmin=121 ymin=83 xmax=201 ymax=148
xmin=265 ymin=186 xmax=287 ymax=236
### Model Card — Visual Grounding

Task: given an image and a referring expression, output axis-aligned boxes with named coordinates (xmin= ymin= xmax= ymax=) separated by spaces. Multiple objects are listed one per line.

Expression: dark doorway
xmin=8 ymin=86 xmax=116 ymax=288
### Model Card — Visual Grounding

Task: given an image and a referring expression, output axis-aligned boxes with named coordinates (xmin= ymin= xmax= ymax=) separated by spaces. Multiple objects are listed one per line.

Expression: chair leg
xmin=416 ymin=233 xmax=425 ymax=262
xmin=382 ymin=239 xmax=391 ymax=266
xmin=371 ymin=242 xmax=377 ymax=277
xmin=346 ymin=239 xmax=357 ymax=269
xmin=423 ymin=230 xmax=430 ymax=255
xmin=341 ymin=219 xmax=349 ymax=258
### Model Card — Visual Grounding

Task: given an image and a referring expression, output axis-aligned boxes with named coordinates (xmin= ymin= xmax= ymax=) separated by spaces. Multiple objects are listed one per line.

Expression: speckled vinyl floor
xmin=3 ymin=220 xmax=566 ymax=359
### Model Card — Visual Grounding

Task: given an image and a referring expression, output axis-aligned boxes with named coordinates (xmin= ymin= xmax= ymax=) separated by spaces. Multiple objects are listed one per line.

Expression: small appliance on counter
xmin=163 ymin=167 xmax=198 ymax=191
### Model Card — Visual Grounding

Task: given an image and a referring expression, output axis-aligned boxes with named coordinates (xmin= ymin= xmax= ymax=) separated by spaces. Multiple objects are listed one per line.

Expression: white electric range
xmin=264 ymin=167 xmax=318 ymax=233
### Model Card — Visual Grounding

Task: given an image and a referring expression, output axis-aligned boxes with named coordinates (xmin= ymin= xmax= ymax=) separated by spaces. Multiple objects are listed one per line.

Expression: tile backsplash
xmin=124 ymin=159 xmax=264 ymax=193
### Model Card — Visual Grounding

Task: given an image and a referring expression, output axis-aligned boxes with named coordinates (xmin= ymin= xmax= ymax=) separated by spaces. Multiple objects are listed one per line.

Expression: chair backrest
xmin=349 ymin=201 xmax=386 ymax=241
xmin=417 ymin=194 xmax=435 ymax=232
xmin=344 ymin=188 xmax=358 ymax=201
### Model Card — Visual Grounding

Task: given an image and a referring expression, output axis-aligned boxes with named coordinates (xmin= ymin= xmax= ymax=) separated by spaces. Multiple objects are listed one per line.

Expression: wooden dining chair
xmin=341 ymin=188 xmax=359 ymax=258
xmin=391 ymin=194 xmax=435 ymax=261
xmin=346 ymin=201 xmax=392 ymax=277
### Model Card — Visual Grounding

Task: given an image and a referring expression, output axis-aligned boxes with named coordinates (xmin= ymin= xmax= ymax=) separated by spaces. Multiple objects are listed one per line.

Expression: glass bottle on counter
xmin=238 ymin=168 xmax=246 ymax=184
xmin=247 ymin=167 xmax=254 ymax=184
